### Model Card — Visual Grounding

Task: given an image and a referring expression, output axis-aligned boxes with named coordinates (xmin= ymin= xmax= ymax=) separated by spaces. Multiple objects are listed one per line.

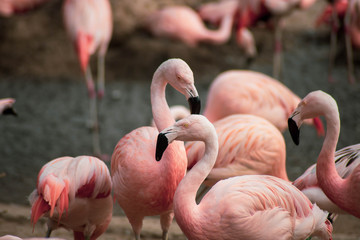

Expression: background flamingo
xmin=288 ymin=90 xmax=360 ymax=218
xmin=293 ymin=144 xmax=360 ymax=215
xmin=0 ymin=0 xmax=50 ymax=16
xmin=203 ymin=70 xmax=324 ymax=134
xmin=0 ymin=98 xmax=17 ymax=116
xmin=29 ymin=156 xmax=113 ymax=240
xmin=0 ymin=235 xmax=64 ymax=240
xmin=63 ymin=0 xmax=113 ymax=157
xmin=198 ymin=0 xmax=317 ymax=78
xmin=111 ymin=59 xmax=201 ymax=240
xmin=144 ymin=5 xmax=234 ymax=47
xmin=316 ymin=0 xmax=360 ymax=83
xmin=156 ymin=114 xmax=333 ymax=240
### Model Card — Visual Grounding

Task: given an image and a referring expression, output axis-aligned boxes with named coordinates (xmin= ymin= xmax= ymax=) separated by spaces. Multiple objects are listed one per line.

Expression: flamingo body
xmin=29 ymin=156 xmax=113 ymax=240
xmin=203 ymin=70 xmax=324 ymax=134
xmin=145 ymin=5 xmax=234 ymax=47
xmin=186 ymin=114 xmax=288 ymax=185
xmin=156 ymin=115 xmax=333 ymax=240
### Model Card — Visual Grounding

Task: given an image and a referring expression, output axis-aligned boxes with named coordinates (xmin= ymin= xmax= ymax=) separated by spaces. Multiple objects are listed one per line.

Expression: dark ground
xmin=0 ymin=0 xmax=360 ymax=239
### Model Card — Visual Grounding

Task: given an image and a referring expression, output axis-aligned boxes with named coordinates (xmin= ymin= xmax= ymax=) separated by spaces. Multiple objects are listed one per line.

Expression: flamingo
xmin=0 ymin=98 xmax=17 ymax=116
xmin=150 ymin=105 xmax=190 ymax=127
xmin=63 ymin=0 xmax=113 ymax=157
xmin=0 ymin=236 xmax=64 ymax=240
xmin=29 ymin=156 xmax=113 ymax=240
xmin=293 ymin=144 xmax=360 ymax=215
xmin=0 ymin=0 xmax=50 ymax=16
xmin=288 ymin=90 xmax=360 ymax=218
xmin=111 ymin=58 xmax=201 ymax=240
xmin=156 ymin=114 xmax=333 ymax=240
xmin=144 ymin=5 xmax=234 ymax=47
xmin=316 ymin=0 xmax=360 ymax=83
xmin=199 ymin=0 xmax=316 ymax=79
xmin=202 ymin=70 xmax=324 ymax=134
xmin=186 ymin=114 xmax=289 ymax=188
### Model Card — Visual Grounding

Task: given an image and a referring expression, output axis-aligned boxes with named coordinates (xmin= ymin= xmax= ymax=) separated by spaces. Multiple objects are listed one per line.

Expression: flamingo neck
xmin=202 ymin=15 xmax=233 ymax=44
xmin=151 ymin=71 xmax=175 ymax=132
xmin=174 ymin=136 xmax=218 ymax=236
xmin=316 ymin=110 xmax=348 ymax=209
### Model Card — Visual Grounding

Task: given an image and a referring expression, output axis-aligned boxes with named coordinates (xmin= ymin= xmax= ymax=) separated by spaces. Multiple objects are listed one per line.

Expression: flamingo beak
xmin=3 ymin=107 xmax=17 ymax=116
xmin=156 ymin=132 xmax=169 ymax=161
xmin=288 ymin=117 xmax=300 ymax=145
xmin=188 ymin=96 xmax=201 ymax=114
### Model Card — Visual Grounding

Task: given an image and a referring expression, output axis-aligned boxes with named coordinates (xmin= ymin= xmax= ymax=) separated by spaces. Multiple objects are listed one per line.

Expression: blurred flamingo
xmin=203 ymin=70 xmax=324 ymax=134
xmin=199 ymin=0 xmax=316 ymax=78
xmin=186 ymin=114 xmax=289 ymax=188
xmin=0 ymin=98 xmax=17 ymax=116
xmin=63 ymin=0 xmax=113 ymax=157
xmin=0 ymin=0 xmax=50 ymax=16
xmin=0 ymin=235 xmax=64 ymax=240
xmin=289 ymin=90 xmax=360 ymax=218
xmin=156 ymin=114 xmax=333 ymax=240
xmin=316 ymin=0 xmax=360 ymax=83
xmin=293 ymin=144 xmax=360 ymax=216
xmin=29 ymin=156 xmax=113 ymax=239
xmin=111 ymin=59 xmax=201 ymax=240
xmin=144 ymin=5 xmax=235 ymax=47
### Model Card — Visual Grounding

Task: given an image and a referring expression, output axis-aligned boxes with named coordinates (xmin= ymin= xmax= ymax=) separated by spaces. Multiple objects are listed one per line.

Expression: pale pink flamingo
xmin=156 ymin=114 xmax=333 ymax=240
xmin=293 ymin=144 xmax=360 ymax=215
xmin=111 ymin=58 xmax=201 ymax=240
xmin=199 ymin=0 xmax=316 ymax=78
xmin=288 ymin=90 xmax=360 ymax=218
xmin=63 ymin=0 xmax=113 ymax=157
xmin=203 ymin=70 xmax=324 ymax=134
xmin=0 ymin=0 xmax=50 ymax=16
xmin=186 ymin=114 xmax=289 ymax=188
xmin=316 ymin=0 xmax=360 ymax=83
xmin=29 ymin=156 xmax=113 ymax=240
xmin=0 ymin=236 xmax=64 ymax=240
xmin=0 ymin=98 xmax=17 ymax=116
xmin=144 ymin=5 xmax=235 ymax=47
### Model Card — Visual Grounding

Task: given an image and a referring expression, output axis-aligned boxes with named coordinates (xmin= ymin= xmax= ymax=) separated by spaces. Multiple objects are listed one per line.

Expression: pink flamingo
xmin=316 ymin=0 xmax=360 ymax=83
xmin=199 ymin=0 xmax=316 ymax=78
xmin=0 ymin=98 xmax=17 ymax=116
xmin=144 ymin=5 xmax=235 ymax=47
xmin=0 ymin=0 xmax=50 ymax=16
xmin=150 ymin=105 xmax=190 ymax=127
xmin=203 ymin=70 xmax=324 ymax=134
xmin=288 ymin=90 xmax=360 ymax=218
xmin=156 ymin=114 xmax=333 ymax=240
xmin=63 ymin=0 xmax=113 ymax=157
xmin=0 ymin=236 xmax=64 ymax=240
xmin=293 ymin=144 xmax=360 ymax=215
xmin=186 ymin=114 xmax=289 ymax=187
xmin=111 ymin=59 xmax=201 ymax=240
xmin=29 ymin=156 xmax=113 ymax=239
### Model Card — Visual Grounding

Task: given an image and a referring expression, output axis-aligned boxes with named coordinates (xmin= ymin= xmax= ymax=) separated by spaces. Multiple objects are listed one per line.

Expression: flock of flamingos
xmin=1 ymin=0 xmax=360 ymax=239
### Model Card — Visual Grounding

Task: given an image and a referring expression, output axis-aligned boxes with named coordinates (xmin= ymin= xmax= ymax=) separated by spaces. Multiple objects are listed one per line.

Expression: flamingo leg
xmin=85 ymin=66 xmax=102 ymax=157
xmin=45 ymin=227 xmax=52 ymax=238
xmin=345 ymin=0 xmax=356 ymax=84
xmin=97 ymin=53 xmax=105 ymax=99
xmin=273 ymin=20 xmax=283 ymax=80
xmin=328 ymin=6 xmax=339 ymax=83
xmin=160 ymin=211 xmax=174 ymax=240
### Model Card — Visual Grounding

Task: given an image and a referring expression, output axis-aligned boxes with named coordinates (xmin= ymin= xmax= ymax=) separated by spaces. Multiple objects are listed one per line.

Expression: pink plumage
xmin=0 ymin=98 xmax=16 ymax=116
xmin=29 ymin=156 xmax=113 ymax=240
xmin=0 ymin=0 xmax=50 ymax=16
xmin=157 ymin=114 xmax=333 ymax=240
xmin=203 ymin=70 xmax=324 ymax=135
xmin=111 ymin=58 xmax=200 ymax=240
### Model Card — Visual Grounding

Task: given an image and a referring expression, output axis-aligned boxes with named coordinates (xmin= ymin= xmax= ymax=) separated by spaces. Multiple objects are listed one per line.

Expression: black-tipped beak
xmin=288 ymin=117 xmax=300 ymax=145
xmin=188 ymin=97 xmax=201 ymax=114
xmin=3 ymin=107 xmax=17 ymax=116
xmin=156 ymin=133 xmax=169 ymax=161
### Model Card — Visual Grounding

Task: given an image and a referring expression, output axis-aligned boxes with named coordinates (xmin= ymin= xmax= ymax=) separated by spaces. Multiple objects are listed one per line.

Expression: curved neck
xmin=316 ymin=110 xmax=348 ymax=207
xmin=202 ymin=15 xmax=233 ymax=44
xmin=174 ymin=136 xmax=218 ymax=234
xmin=151 ymin=71 xmax=175 ymax=132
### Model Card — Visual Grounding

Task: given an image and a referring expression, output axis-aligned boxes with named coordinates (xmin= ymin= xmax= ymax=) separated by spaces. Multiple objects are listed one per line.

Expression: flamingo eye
xmin=183 ymin=123 xmax=189 ymax=128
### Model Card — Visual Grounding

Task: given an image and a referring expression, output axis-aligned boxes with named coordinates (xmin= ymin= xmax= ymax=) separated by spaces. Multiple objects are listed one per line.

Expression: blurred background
xmin=0 ymin=0 xmax=360 ymax=239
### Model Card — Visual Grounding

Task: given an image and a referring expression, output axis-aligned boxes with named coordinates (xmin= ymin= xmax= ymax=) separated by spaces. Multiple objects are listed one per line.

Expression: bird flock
xmin=0 ymin=0 xmax=360 ymax=240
